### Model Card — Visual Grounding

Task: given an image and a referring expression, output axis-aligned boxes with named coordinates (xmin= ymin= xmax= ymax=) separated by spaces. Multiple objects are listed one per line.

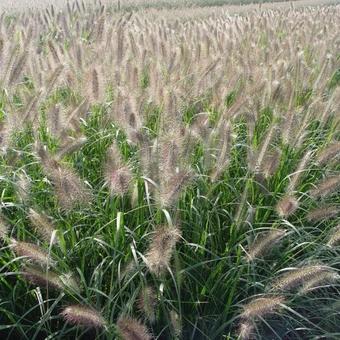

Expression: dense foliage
xmin=0 ymin=1 xmax=339 ymax=339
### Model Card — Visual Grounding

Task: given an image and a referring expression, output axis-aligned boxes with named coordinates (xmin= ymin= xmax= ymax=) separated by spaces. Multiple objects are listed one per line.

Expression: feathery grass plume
xmin=306 ymin=205 xmax=339 ymax=222
xmin=59 ymin=272 xmax=81 ymax=292
xmin=247 ymin=229 xmax=286 ymax=261
xmin=22 ymin=265 xmax=64 ymax=290
xmin=7 ymin=52 xmax=27 ymax=86
xmin=156 ymin=168 xmax=194 ymax=208
xmin=105 ymin=166 xmax=133 ymax=196
xmin=116 ymin=316 xmax=152 ymax=340
xmin=61 ymin=305 xmax=106 ymax=329
xmin=170 ymin=310 xmax=182 ymax=338
xmin=317 ymin=142 xmax=340 ymax=165
xmin=286 ymin=149 xmax=313 ymax=193
xmin=309 ymin=176 xmax=340 ymax=199
xmin=28 ymin=208 xmax=58 ymax=244
xmin=272 ymin=265 xmax=333 ymax=291
xmin=327 ymin=225 xmax=340 ymax=247
xmin=11 ymin=240 xmax=54 ymax=267
xmin=36 ymin=143 xmax=92 ymax=210
xmin=281 ymin=108 xmax=300 ymax=146
xmin=131 ymin=182 xmax=139 ymax=208
xmin=0 ymin=121 xmax=6 ymax=152
xmin=261 ymin=148 xmax=281 ymax=179
xmin=61 ymin=100 xmax=89 ymax=136
xmin=55 ymin=136 xmax=87 ymax=160
xmin=144 ymin=225 xmax=181 ymax=276
xmin=104 ymin=143 xmax=133 ymax=196
xmin=210 ymin=120 xmax=232 ymax=181
xmin=44 ymin=64 xmax=64 ymax=96
xmin=249 ymin=124 xmax=277 ymax=174
xmin=238 ymin=320 xmax=255 ymax=340
xmin=15 ymin=171 xmax=31 ymax=203
xmin=21 ymin=90 xmax=43 ymax=122
xmin=52 ymin=167 xmax=93 ymax=210
xmin=189 ymin=112 xmax=211 ymax=140
xmin=86 ymin=67 xmax=105 ymax=104
xmin=48 ymin=40 xmax=60 ymax=64
xmin=119 ymin=260 xmax=137 ymax=283
xmin=35 ymin=142 xmax=60 ymax=173
xmin=299 ymin=271 xmax=339 ymax=294
xmin=240 ymin=296 xmax=285 ymax=320
xmin=276 ymin=195 xmax=299 ymax=218
xmin=0 ymin=43 xmax=20 ymax=85
xmin=137 ymin=286 xmax=157 ymax=323
xmin=90 ymin=67 xmax=99 ymax=101
xmin=158 ymin=132 xmax=183 ymax=175
xmin=0 ymin=215 xmax=9 ymax=240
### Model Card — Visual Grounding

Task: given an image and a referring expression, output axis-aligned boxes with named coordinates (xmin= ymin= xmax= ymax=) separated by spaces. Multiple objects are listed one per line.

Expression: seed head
xmin=249 ymin=124 xmax=277 ymax=174
xmin=116 ymin=316 xmax=152 ymax=340
xmin=170 ymin=310 xmax=182 ymax=337
xmin=238 ymin=320 xmax=255 ymax=340
xmin=309 ymin=176 xmax=340 ymax=199
xmin=36 ymin=144 xmax=92 ymax=210
xmin=53 ymin=166 xmax=92 ymax=210
xmin=307 ymin=205 xmax=339 ymax=222
xmin=247 ymin=229 xmax=286 ymax=261
xmin=327 ymin=225 xmax=340 ymax=247
xmin=15 ymin=172 xmax=31 ymax=203
xmin=299 ymin=271 xmax=339 ymax=294
xmin=11 ymin=240 xmax=54 ymax=267
xmin=276 ymin=195 xmax=299 ymax=218
xmin=55 ymin=136 xmax=87 ymax=160
xmin=260 ymin=148 xmax=281 ymax=179
xmin=0 ymin=215 xmax=9 ymax=240
xmin=61 ymin=305 xmax=106 ymax=329
xmin=137 ymin=286 xmax=157 ymax=323
xmin=317 ymin=142 xmax=340 ymax=165
xmin=22 ymin=265 xmax=64 ymax=290
xmin=240 ymin=295 xmax=285 ymax=320
xmin=156 ymin=169 xmax=194 ymax=208
xmin=271 ymin=265 xmax=332 ymax=291
xmin=28 ymin=208 xmax=58 ymax=244
xmin=105 ymin=165 xmax=133 ymax=196
xmin=104 ymin=143 xmax=133 ymax=196
xmin=144 ymin=225 xmax=181 ymax=276
xmin=287 ymin=150 xmax=313 ymax=194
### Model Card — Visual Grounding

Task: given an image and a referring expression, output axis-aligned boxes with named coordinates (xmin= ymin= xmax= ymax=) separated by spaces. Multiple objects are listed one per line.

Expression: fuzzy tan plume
xmin=144 ymin=225 xmax=181 ymax=276
xmin=61 ymin=305 xmax=106 ymax=328
xmin=116 ymin=316 xmax=152 ymax=340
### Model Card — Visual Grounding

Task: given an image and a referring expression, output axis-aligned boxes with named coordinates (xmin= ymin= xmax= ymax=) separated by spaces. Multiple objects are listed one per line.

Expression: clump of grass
xmin=0 ymin=2 xmax=339 ymax=339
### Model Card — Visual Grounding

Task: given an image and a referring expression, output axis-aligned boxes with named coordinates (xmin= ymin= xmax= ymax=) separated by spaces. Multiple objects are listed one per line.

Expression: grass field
xmin=0 ymin=0 xmax=339 ymax=339
xmin=0 ymin=0 xmax=338 ymax=10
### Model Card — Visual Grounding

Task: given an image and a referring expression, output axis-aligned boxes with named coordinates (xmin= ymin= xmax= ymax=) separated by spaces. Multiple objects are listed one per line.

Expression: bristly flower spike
xmin=116 ymin=316 xmax=152 ymax=340
xmin=61 ymin=305 xmax=106 ymax=329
